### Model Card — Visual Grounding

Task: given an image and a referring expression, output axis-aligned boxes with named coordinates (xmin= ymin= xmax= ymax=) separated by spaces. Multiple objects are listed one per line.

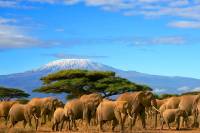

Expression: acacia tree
xmin=33 ymin=69 xmax=152 ymax=99
xmin=0 ymin=86 xmax=30 ymax=101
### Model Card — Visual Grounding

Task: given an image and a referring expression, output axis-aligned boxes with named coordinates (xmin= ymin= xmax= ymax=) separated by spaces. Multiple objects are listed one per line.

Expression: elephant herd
xmin=0 ymin=91 xmax=200 ymax=132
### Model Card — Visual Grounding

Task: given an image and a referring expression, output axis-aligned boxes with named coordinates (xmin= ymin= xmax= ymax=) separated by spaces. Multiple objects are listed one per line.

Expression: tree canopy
xmin=33 ymin=69 xmax=152 ymax=99
xmin=0 ymin=86 xmax=30 ymax=101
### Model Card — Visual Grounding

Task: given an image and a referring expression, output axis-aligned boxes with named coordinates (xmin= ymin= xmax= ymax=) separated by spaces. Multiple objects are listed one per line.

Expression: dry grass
xmin=0 ymin=117 xmax=200 ymax=133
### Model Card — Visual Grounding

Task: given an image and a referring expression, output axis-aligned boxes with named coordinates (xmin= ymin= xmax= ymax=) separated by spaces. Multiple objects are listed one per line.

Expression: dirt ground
xmin=1 ymin=118 xmax=200 ymax=133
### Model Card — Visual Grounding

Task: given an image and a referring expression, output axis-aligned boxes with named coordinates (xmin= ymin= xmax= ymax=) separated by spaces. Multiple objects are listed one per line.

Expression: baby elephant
xmin=161 ymin=109 xmax=188 ymax=130
xmin=52 ymin=107 xmax=71 ymax=131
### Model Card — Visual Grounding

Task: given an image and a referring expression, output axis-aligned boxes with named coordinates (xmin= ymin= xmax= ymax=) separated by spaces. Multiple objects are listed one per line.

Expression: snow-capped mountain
xmin=34 ymin=59 xmax=119 ymax=72
xmin=0 ymin=59 xmax=200 ymax=98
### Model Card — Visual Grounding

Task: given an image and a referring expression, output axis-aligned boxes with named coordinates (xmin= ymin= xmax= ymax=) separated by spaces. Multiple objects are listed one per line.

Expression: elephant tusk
xmin=152 ymin=105 xmax=161 ymax=113
xmin=127 ymin=110 xmax=134 ymax=120
xmin=33 ymin=114 xmax=38 ymax=120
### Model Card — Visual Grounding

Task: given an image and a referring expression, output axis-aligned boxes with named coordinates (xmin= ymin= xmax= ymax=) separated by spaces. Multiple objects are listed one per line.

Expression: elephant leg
xmin=114 ymin=110 xmax=123 ymax=131
xmin=122 ymin=114 xmax=127 ymax=131
xmin=73 ymin=120 xmax=78 ymax=131
xmin=43 ymin=114 xmax=47 ymax=125
xmin=60 ymin=119 xmax=65 ymax=131
xmin=139 ymin=109 xmax=146 ymax=129
xmin=68 ymin=120 xmax=72 ymax=130
xmin=48 ymin=113 xmax=51 ymax=121
xmin=52 ymin=122 xmax=55 ymax=131
xmin=130 ymin=114 xmax=137 ymax=130
xmin=10 ymin=120 xmax=17 ymax=128
xmin=55 ymin=122 xmax=58 ymax=131
xmin=98 ymin=120 xmax=105 ymax=132
xmin=153 ymin=110 xmax=158 ymax=129
xmin=23 ymin=120 xmax=27 ymax=128
xmin=34 ymin=117 xmax=39 ymax=130
xmin=112 ymin=119 xmax=118 ymax=132
xmin=161 ymin=119 xmax=164 ymax=130
xmin=28 ymin=120 xmax=32 ymax=128
xmin=166 ymin=121 xmax=171 ymax=129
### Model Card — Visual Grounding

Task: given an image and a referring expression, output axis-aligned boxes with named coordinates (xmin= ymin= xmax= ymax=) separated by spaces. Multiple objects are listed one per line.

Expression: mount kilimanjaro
xmin=0 ymin=59 xmax=200 ymax=98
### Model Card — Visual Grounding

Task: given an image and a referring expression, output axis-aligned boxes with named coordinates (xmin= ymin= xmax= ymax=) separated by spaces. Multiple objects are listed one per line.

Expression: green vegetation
xmin=181 ymin=91 xmax=200 ymax=95
xmin=0 ymin=86 xmax=30 ymax=101
xmin=33 ymin=69 xmax=152 ymax=99
xmin=154 ymin=93 xmax=179 ymax=99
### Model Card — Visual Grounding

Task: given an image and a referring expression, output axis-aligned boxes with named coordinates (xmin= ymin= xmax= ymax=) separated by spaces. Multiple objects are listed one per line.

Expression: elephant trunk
xmin=33 ymin=114 xmax=38 ymax=120
xmin=127 ymin=110 xmax=134 ymax=120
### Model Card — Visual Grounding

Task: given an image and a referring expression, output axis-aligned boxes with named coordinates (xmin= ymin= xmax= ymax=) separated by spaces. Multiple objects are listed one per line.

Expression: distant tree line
xmin=0 ymin=86 xmax=30 ymax=101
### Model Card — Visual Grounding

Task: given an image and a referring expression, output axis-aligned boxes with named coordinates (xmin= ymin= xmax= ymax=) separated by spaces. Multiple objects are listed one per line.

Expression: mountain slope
xmin=0 ymin=59 xmax=200 ymax=98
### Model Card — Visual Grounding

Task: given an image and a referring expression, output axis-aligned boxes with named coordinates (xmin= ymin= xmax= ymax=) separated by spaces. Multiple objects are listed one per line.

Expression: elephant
xmin=180 ymin=94 xmax=200 ymax=128
xmin=161 ymin=109 xmax=188 ymax=130
xmin=160 ymin=94 xmax=200 ymax=128
xmin=64 ymin=99 xmax=83 ymax=130
xmin=28 ymin=97 xmax=61 ymax=125
xmin=64 ymin=93 xmax=103 ymax=130
xmin=96 ymin=99 xmax=132 ymax=132
xmin=80 ymin=93 xmax=103 ymax=125
xmin=0 ymin=101 xmax=18 ymax=125
xmin=117 ymin=91 xmax=157 ymax=129
xmin=194 ymin=97 xmax=200 ymax=128
xmin=8 ymin=103 xmax=40 ymax=130
xmin=52 ymin=107 xmax=69 ymax=131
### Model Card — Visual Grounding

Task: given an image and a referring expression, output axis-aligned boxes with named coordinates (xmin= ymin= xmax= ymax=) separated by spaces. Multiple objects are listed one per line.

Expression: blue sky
xmin=0 ymin=0 xmax=200 ymax=79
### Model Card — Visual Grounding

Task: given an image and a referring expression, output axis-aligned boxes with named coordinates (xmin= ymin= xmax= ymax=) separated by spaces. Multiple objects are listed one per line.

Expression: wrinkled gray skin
xmin=161 ymin=109 xmax=188 ymax=130
xmin=64 ymin=93 xmax=103 ymax=130
xmin=52 ymin=107 xmax=69 ymax=131
xmin=96 ymin=99 xmax=131 ymax=132
xmin=8 ymin=103 xmax=40 ymax=130
xmin=117 ymin=91 xmax=156 ymax=129
xmin=0 ymin=101 xmax=18 ymax=125
xmin=28 ymin=97 xmax=61 ymax=125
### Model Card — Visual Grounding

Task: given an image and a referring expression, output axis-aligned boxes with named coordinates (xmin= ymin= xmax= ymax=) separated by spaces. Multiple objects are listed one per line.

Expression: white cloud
xmin=154 ymin=88 xmax=167 ymax=93
xmin=1 ymin=0 xmax=200 ymax=29
xmin=0 ymin=24 xmax=42 ymax=49
xmin=132 ymin=36 xmax=186 ymax=46
xmin=0 ymin=0 xmax=18 ymax=8
xmin=44 ymin=53 xmax=108 ymax=59
xmin=177 ymin=86 xmax=191 ymax=92
xmin=168 ymin=20 xmax=200 ymax=29
xmin=0 ymin=17 xmax=64 ymax=49
xmin=55 ymin=28 xmax=65 ymax=32
xmin=192 ymin=87 xmax=200 ymax=91
xmin=0 ymin=18 xmax=16 ymax=24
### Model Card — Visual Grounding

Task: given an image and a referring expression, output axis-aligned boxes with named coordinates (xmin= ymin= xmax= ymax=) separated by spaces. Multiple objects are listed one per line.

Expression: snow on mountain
xmin=34 ymin=59 xmax=119 ymax=73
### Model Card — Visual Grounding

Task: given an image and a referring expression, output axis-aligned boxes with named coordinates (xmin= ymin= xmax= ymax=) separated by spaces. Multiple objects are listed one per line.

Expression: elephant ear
xmin=114 ymin=101 xmax=128 ymax=113
xmin=142 ymin=91 xmax=154 ymax=107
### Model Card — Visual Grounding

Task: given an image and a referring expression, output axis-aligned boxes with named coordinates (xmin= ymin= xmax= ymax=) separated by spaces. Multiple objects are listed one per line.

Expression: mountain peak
xmin=35 ymin=59 xmax=117 ymax=72
xmin=43 ymin=59 xmax=92 ymax=68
